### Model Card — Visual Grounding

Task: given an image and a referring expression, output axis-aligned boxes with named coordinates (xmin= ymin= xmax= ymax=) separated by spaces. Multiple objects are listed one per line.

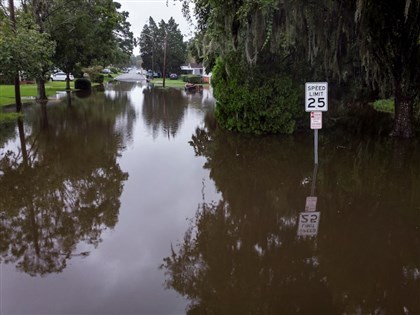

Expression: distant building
xmin=180 ymin=63 xmax=204 ymax=75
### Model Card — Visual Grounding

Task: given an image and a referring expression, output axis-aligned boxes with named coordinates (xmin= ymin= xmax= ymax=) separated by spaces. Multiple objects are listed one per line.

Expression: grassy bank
xmin=0 ymin=73 xmax=120 ymax=107
xmin=0 ymin=81 xmax=76 ymax=107
xmin=151 ymin=78 xmax=209 ymax=88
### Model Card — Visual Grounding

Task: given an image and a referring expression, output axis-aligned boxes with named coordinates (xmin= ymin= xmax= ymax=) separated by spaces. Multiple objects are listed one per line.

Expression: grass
xmin=151 ymin=78 xmax=209 ymax=88
xmin=373 ymin=99 xmax=394 ymax=114
xmin=0 ymin=81 xmax=76 ymax=107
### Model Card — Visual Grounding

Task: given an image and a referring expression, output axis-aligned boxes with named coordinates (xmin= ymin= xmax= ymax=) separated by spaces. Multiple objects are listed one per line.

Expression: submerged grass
xmin=0 ymin=112 xmax=23 ymax=123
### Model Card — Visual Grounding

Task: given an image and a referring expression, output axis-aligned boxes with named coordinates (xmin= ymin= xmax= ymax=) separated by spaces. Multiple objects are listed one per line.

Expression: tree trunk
xmin=66 ymin=73 xmax=71 ymax=90
xmin=14 ymin=74 xmax=22 ymax=112
xmin=36 ymin=77 xmax=48 ymax=100
xmin=391 ymin=81 xmax=415 ymax=138
xmin=9 ymin=0 xmax=22 ymax=112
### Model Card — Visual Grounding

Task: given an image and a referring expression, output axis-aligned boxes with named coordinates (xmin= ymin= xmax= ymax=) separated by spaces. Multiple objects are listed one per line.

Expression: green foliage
xmin=181 ymin=75 xmax=202 ymax=84
xmin=0 ymin=113 xmax=23 ymax=124
xmin=82 ymin=66 xmax=104 ymax=83
xmin=109 ymin=67 xmax=119 ymax=74
xmin=94 ymin=75 xmax=104 ymax=84
xmin=212 ymin=56 xmax=302 ymax=134
xmin=0 ymin=13 xmax=55 ymax=80
xmin=139 ymin=17 xmax=187 ymax=75
xmin=74 ymin=78 xmax=92 ymax=90
xmin=48 ymin=0 xmax=134 ymax=75
xmin=373 ymin=99 xmax=394 ymax=114
xmin=182 ymin=0 xmax=420 ymax=137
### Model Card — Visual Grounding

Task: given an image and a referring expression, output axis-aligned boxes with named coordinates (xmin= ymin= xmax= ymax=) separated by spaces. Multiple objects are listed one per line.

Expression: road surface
xmin=115 ymin=69 xmax=146 ymax=82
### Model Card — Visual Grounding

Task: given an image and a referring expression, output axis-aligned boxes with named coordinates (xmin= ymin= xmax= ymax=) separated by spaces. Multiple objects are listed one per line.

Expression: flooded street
xmin=1 ymin=82 xmax=420 ymax=314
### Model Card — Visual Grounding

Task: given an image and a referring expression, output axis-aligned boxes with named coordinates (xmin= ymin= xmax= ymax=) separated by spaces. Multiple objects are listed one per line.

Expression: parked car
xmin=102 ymin=68 xmax=111 ymax=74
xmin=169 ymin=73 xmax=179 ymax=80
xmin=50 ymin=72 xmax=74 ymax=81
xmin=146 ymin=70 xmax=159 ymax=78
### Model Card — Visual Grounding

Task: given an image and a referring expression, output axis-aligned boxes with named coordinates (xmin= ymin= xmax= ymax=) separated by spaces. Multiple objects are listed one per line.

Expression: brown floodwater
xmin=0 ymin=82 xmax=420 ymax=315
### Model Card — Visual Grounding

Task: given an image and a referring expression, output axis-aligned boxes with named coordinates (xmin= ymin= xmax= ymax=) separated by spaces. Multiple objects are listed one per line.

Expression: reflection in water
xmin=297 ymin=165 xmax=321 ymax=238
xmin=142 ymin=88 xmax=189 ymax=139
xmin=163 ymin=116 xmax=420 ymax=314
xmin=0 ymin=90 xmax=134 ymax=276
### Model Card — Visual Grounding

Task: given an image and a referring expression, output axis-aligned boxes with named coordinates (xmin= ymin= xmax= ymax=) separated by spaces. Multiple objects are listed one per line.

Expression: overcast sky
xmin=117 ymin=0 xmax=196 ymax=55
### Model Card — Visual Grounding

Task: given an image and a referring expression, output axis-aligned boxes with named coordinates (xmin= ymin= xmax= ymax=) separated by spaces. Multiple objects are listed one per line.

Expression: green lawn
xmin=0 ymin=81 xmax=75 ymax=107
xmin=373 ymin=99 xmax=394 ymax=114
xmin=151 ymin=78 xmax=209 ymax=88
xmin=0 ymin=72 xmax=123 ymax=107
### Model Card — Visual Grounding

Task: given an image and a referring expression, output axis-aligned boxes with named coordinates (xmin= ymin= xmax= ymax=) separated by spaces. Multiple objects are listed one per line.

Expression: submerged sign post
xmin=305 ymin=82 xmax=328 ymax=165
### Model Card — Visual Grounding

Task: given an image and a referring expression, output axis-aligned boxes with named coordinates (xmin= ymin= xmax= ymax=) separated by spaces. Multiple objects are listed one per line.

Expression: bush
xmin=212 ymin=55 xmax=302 ymax=134
xmin=74 ymin=78 xmax=92 ymax=90
xmin=93 ymin=74 xmax=104 ymax=84
xmin=181 ymin=74 xmax=202 ymax=84
xmin=81 ymin=66 xmax=104 ymax=84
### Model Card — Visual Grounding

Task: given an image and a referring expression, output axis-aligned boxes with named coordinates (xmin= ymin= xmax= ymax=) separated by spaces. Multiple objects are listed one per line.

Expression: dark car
xmin=169 ymin=73 xmax=178 ymax=80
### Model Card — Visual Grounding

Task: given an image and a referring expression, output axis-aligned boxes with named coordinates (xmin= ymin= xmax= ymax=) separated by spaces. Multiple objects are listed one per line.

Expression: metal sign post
xmin=305 ymin=82 xmax=328 ymax=166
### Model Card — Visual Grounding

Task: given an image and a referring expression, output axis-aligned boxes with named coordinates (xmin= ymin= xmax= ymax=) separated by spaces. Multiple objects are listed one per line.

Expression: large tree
xmin=11 ymin=0 xmax=135 ymax=94
xmin=139 ymin=16 xmax=187 ymax=75
xmin=0 ymin=2 xmax=55 ymax=108
xmin=181 ymin=0 xmax=420 ymax=138
xmin=46 ymin=0 xmax=134 ymax=90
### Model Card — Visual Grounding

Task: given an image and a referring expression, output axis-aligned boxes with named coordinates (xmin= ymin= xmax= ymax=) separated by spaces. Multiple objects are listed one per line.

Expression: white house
xmin=180 ymin=63 xmax=204 ymax=75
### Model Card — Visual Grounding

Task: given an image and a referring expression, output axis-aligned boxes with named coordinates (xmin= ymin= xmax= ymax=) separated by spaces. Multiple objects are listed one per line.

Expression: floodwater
xmin=0 ymin=82 xmax=420 ymax=315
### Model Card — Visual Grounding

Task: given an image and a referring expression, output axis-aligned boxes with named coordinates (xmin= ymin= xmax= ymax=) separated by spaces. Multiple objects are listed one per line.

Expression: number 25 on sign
xmin=305 ymin=82 xmax=328 ymax=112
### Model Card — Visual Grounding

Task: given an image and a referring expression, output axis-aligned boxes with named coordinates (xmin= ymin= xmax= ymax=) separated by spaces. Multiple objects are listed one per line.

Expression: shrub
xmin=181 ymin=74 xmax=202 ymax=84
xmin=93 ymin=74 xmax=104 ymax=84
xmin=212 ymin=55 xmax=303 ymax=134
xmin=109 ymin=67 xmax=118 ymax=74
xmin=81 ymin=66 xmax=104 ymax=84
xmin=74 ymin=78 xmax=92 ymax=90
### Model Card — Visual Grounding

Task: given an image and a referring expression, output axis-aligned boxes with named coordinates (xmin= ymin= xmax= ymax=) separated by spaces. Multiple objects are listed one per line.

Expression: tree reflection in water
xmin=142 ymin=88 xmax=188 ymax=139
xmin=163 ymin=113 xmax=420 ymax=314
xmin=0 ymin=90 xmax=134 ymax=276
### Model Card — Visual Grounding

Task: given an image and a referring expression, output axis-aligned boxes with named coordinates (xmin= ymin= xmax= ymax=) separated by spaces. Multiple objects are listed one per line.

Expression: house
xmin=180 ymin=63 xmax=204 ymax=76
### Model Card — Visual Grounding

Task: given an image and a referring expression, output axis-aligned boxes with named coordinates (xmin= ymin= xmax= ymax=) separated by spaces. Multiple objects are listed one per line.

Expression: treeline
xmin=0 ymin=0 xmax=135 ymax=110
xmin=182 ymin=0 xmax=420 ymax=138
xmin=138 ymin=17 xmax=187 ymax=76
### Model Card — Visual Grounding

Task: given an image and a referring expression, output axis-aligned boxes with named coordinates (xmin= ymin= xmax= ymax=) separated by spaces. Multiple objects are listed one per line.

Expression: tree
xmin=0 ymin=3 xmax=55 ymax=107
xmin=181 ymin=0 xmax=420 ymax=138
xmin=139 ymin=16 xmax=187 ymax=75
xmin=47 ymin=0 xmax=135 ymax=90
xmin=138 ymin=17 xmax=158 ymax=72
xmin=354 ymin=0 xmax=420 ymax=138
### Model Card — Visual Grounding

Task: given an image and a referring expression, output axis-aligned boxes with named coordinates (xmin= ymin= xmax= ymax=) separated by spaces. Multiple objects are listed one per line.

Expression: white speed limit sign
xmin=305 ymin=82 xmax=328 ymax=112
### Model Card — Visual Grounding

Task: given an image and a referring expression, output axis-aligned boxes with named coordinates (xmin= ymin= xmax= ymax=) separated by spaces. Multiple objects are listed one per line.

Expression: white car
xmin=50 ymin=72 xmax=74 ymax=81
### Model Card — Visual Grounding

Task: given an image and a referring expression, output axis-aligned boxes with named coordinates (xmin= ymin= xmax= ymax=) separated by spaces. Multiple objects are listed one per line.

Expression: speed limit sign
xmin=305 ymin=82 xmax=328 ymax=112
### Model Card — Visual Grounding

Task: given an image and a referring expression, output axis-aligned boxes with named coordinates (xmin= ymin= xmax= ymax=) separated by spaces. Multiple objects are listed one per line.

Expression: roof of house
xmin=181 ymin=63 xmax=203 ymax=69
